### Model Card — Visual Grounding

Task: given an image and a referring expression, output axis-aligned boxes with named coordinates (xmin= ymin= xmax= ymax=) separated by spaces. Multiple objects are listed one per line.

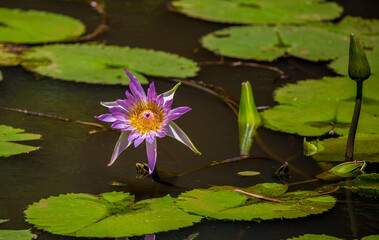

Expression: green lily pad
xmin=287 ymin=234 xmax=341 ymax=240
xmin=21 ymin=44 xmax=199 ymax=85
xmin=343 ymin=173 xmax=379 ymax=197
xmin=201 ymin=25 xmax=349 ymax=62
xmin=25 ymin=191 xmax=201 ymax=238
xmin=329 ymin=47 xmax=379 ymax=76
xmin=308 ymin=135 xmax=379 ymax=163
xmin=311 ymin=16 xmax=379 ymax=36
xmin=171 ymin=0 xmax=342 ymax=24
xmin=261 ymin=76 xmax=379 ymax=136
xmin=0 ymin=229 xmax=35 ymax=240
xmin=0 ymin=8 xmax=85 ymax=44
xmin=176 ymin=183 xmax=335 ymax=221
xmin=0 ymin=125 xmax=41 ymax=157
xmin=237 ymin=171 xmax=260 ymax=176
xmin=362 ymin=235 xmax=379 ymax=240
xmin=0 ymin=44 xmax=26 ymax=67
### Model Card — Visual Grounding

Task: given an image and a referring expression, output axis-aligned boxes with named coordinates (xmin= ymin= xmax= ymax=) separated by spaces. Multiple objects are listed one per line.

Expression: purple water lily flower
xmin=95 ymin=69 xmax=201 ymax=174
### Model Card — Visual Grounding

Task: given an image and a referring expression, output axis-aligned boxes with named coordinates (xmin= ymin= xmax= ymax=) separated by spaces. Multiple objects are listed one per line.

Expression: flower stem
xmin=345 ymin=81 xmax=363 ymax=162
xmin=151 ymin=166 xmax=162 ymax=182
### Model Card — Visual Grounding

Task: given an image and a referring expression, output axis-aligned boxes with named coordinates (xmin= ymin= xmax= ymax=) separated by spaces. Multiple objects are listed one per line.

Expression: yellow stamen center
xmin=129 ymin=101 xmax=165 ymax=134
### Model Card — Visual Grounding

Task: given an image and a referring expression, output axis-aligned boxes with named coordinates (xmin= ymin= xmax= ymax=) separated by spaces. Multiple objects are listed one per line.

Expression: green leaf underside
xmin=0 ymin=8 xmax=85 ymax=44
xmin=21 ymin=44 xmax=199 ymax=85
xmin=201 ymin=25 xmax=349 ymax=62
xmin=287 ymin=234 xmax=341 ymax=240
xmin=329 ymin=47 xmax=379 ymax=76
xmin=171 ymin=0 xmax=342 ymax=24
xmin=261 ymin=76 xmax=379 ymax=136
xmin=25 ymin=192 xmax=201 ymax=238
xmin=237 ymin=171 xmax=260 ymax=176
xmin=0 ymin=229 xmax=35 ymax=240
xmin=312 ymin=135 xmax=379 ymax=162
xmin=176 ymin=183 xmax=335 ymax=221
xmin=344 ymin=173 xmax=379 ymax=197
xmin=0 ymin=125 xmax=41 ymax=157
xmin=0 ymin=219 xmax=8 ymax=224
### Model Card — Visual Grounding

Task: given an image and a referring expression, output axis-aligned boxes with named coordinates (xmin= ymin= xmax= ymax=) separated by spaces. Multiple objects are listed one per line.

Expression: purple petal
xmin=108 ymin=131 xmax=132 ymax=166
xmin=166 ymin=121 xmax=201 ymax=155
xmin=100 ymin=101 xmax=118 ymax=108
xmin=134 ymin=136 xmax=145 ymax=147
xmin=146 ymin=138 xmax=157 ymax=174
xmin=147 ymin=82 xmax=157 ymax=101
xmin=156 ymin=131 xmax=165 ymax=138
xmin=95 ymin=114 xmax=117 ymax=122
xmin=111 ymin=121 xmax=126 ymax=129
xmin=125 ymin=69 xmax=146 ymax=99
xmin=109 ymin=107 xmax=126 ymax=115
xmin=146 ymin=131 xmax=156 ymax=144
xmin=144 ymin=234 xmax=156 ymax=240
xmin=125 ymin=90 xmax=135 ymax=101
xmin=116 ymin=99 xmax=131 ymax=111
xmin=164 ymin=99 xmax=173 ymax=109
xmin=128 ymin=131 xmax=140 ymax=142
xmin=122 ymin=125 xmax=134 ymax=131
xmin=159 ymin=82 xmax=181 ymax=103
xmin=168 ymin=107 xmax=191 ymax=121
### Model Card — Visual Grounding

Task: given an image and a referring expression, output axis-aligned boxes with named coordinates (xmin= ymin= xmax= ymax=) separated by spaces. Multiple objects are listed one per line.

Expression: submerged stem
xmin=345 ymin=81 xmax=363 ymax=162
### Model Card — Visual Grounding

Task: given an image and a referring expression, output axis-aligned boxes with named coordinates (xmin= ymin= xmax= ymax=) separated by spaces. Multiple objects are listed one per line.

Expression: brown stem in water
xmin=211 ymin=185 xmax=285 ymax=203
xmin=198 ymin=60 xmax=287 ymax=80
xmin=63 ymin=0 xmax=108 ymax=42
xmin=0 ymin=106 xmax=107 ymax=132
xmin=177 ymin=155 xmax=270 ymax=177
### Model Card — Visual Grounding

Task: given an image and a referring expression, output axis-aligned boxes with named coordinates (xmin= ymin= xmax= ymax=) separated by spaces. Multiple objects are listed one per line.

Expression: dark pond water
xmin=0 ymin=0 xmax=378 ymax=239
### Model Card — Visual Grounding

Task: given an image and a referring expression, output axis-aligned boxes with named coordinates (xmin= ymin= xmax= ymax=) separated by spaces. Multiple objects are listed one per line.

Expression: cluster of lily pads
xmin=7 ymin=183 xmax=337 ymax=238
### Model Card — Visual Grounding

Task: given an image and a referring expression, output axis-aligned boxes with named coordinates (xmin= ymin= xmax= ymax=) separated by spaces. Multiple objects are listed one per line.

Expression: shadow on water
xmin=0 ymin=0 xmax=378 ymax=239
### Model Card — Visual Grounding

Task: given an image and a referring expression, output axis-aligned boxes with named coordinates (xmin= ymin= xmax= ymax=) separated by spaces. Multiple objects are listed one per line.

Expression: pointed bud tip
xmin=348 ymin=33 xmax=371 ymax=81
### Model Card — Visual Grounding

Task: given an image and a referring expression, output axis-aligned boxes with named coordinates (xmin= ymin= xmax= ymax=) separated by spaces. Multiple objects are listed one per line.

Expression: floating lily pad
xmin=171 ymin=0 xmax=342 ymax=24
xmin=21 ymin=44 xmax=199 ymax=85
xmin=176 ymin=183 xmax=335 ymax=221
xmin=311 ymin=16 xmax=379 ymax=36
xmin=0 ymin=44 xmax=26 ymax=67
xmin=343 ymin=173 xmax=379 ymax=197
xmin=261 ymin=77 xmax=379 ymax=136
xmin=329 ymin=47 xmax=379 ymax=76
xmin=237 ymin=171 xmax=260 ymax=176
xmin=0 ymin=229 xmax=35 ymax=240
xmin=0 ymin=8 xmax=85 ymax=44
xmin=0 ymin=125 xmax=41 ymax=157
xmin=307 ymin=135 xmax=379 ymax=163
xmin=25 ymin=191 xmax=201 ymax=238
xmin=362 ymin=235 xmax=379 ymax=240
xmin=287 ymin=234 xmax=341 ymax=240
xmin=201 ymin=25 xmax=348 ymax=61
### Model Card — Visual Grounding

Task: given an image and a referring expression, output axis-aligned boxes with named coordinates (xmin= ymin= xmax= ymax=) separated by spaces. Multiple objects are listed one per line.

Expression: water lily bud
xmin=238 ymin=81 xmax=262 ymax=156
xmin=316 ymin=160 xmax=366 ymax=181
xmin=348 ymin=33 xmax=371 ymax=81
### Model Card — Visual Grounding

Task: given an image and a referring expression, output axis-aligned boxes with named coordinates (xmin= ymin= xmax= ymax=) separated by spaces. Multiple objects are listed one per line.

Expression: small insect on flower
xmin=95 ymin=69 xmax=201 ymax=175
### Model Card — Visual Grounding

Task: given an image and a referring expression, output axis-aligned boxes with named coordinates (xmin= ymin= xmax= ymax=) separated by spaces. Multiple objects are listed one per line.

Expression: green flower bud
xmin=348 ymin=33 xmax=371 ymax=81
xmin=238 ymin=81 xmax=262 ymax=156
